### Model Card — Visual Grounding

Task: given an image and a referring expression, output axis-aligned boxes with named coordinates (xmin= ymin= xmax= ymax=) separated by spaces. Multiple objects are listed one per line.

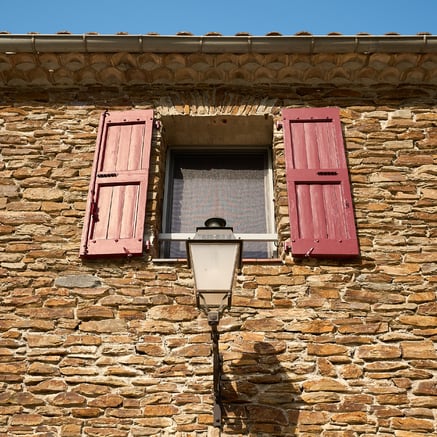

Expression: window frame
xmin=158 ymin=145 xmax=278 ymax=260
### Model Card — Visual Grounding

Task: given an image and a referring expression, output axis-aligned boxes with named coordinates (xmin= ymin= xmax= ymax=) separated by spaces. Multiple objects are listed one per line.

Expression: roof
xmin=1 ymin=33 xmax=436 ymax=87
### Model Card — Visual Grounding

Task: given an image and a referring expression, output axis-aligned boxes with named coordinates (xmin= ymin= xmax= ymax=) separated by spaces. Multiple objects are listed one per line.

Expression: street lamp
xmin=186 ymin=217 xmax=242 ymax=428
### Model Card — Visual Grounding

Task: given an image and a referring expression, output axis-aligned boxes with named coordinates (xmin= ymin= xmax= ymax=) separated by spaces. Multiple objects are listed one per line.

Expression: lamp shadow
xmin=221 ymin=340 xmax=301 ymax=436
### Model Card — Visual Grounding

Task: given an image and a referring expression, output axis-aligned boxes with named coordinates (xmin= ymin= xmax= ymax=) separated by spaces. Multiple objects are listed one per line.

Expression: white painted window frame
xmin=158 ymin=145 xmax=277 ymax=259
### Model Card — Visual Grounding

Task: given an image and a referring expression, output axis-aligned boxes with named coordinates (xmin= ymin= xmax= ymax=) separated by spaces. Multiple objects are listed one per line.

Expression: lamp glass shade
xmin=188 ymin=241 xmax=240 ymax=293
xmin=187 ymin=225 xmax=242 ymax=310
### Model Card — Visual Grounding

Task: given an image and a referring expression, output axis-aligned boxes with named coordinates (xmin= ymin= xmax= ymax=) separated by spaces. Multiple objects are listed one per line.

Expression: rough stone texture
xmin=0 ymin=46 xmax=436 ymax=437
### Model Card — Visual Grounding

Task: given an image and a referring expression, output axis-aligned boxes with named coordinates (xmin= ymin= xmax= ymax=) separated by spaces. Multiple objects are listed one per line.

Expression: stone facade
xmin=0 ymin=36 xmax=436 ymax=436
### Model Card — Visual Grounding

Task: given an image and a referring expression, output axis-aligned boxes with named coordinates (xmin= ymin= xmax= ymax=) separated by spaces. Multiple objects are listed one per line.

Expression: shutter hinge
xmin=284 ymin=241 xmax=292 ymax=253
xmin=144 ymin=231 xmax=155 ymax=252
xmin=97 ymin=172 xmax=118 ymax=178
xmin=90 ymin=201 xmax=98 ymax=221
xmin=317 ymin=171 xmax=338 ymax=176
xmin=123 ymin=247 xmax=133 ymax=257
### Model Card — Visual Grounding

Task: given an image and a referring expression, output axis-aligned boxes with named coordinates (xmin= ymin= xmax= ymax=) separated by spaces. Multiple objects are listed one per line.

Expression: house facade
xmin=0 ymin=33 xmax=436 ymax=436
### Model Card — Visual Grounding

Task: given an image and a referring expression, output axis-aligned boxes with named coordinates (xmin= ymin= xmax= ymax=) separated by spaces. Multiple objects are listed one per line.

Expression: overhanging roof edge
xmin=0 ymin=34 xmax=436 ymax=54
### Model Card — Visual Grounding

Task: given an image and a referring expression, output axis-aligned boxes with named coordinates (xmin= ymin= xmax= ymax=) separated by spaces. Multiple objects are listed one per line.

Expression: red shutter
xmin=80 ymin=109 xmax=154 ymax=257
xmin=282 ymin=107 xmax=359 ymax=257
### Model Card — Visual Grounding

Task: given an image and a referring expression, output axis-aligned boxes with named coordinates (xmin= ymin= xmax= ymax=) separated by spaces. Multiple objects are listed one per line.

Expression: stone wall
xmin=0 ymin=85 xmax=436 ymax=436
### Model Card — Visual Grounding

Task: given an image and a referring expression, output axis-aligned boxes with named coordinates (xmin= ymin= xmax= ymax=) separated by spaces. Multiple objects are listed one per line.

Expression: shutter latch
xmin=305 ymin=247 xmax=314 ymax=257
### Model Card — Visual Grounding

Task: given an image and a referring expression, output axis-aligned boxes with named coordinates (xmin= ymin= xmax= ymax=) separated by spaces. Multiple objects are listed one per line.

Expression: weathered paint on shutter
xmin=80 ymin=109 xmax=154 ymax=257
xmin=282 ymin=107 xmax=359 ymax=257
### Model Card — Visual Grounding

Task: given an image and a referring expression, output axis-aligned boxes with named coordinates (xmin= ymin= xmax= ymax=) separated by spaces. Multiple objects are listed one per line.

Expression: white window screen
xmin=162 ymin=150 xmax=273 ymax=258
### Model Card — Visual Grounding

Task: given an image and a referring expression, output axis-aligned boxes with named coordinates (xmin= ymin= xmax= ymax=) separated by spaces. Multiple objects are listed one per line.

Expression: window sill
xmin=152 ymin=258 xmax=284 ymax=264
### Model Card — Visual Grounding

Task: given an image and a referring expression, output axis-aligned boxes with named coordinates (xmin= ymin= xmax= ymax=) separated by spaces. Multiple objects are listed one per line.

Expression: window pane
xmin=164 ymin=151 xmax=271 ymax=258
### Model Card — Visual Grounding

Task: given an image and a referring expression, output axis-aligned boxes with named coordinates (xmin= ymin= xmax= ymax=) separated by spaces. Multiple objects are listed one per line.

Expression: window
xmin=80 ymin=107 xmax=358 ymax=259
xmin=160 ymin=149 xmax=276 ymax=259
xmin=158 ymin=114 xmax=277 ymax=260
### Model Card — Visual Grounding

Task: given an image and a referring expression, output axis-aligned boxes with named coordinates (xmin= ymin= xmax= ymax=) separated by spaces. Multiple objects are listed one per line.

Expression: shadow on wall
xmin=221 ymin=341 xmax=301 ymax=436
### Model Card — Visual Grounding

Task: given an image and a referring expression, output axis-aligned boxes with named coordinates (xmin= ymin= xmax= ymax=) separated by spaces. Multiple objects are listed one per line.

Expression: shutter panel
xmin=80 ymin=109 xmax=154 ymax=257
xmin=282 ymin=107 xmax=359 ymax=257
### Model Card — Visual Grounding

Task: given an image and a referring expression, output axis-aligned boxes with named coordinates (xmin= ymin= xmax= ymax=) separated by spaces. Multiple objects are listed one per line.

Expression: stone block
xmin=79 ymin=319 xmax=126 ymax=333
xmin=22 ymin=187 xmax=64 ymax=201
xmin=401 ymin=341 xmax=437 ymax=359
xmin=241 ymin=318 xmax=284 ymax=331
xmin=332 ymin=411 xmax=368 ymax=424
xmin=303 ymin=377 xmax=349 ymax=392
xmin=77 ymin=306 xmax=114 ymax=320
xmin=143 ymin=405 xmax=179 ymax=417
xmin=413 ymin=381 xmax=437 ymax=396
xmin=26 ymin=334 xmax=64 ymax=348
xmin=52 ymin=392 xmax=86 ymax=407
xmin=391 ymin=417 xmax=435 ymax=432
xmin=147 ymin=305 xmax=198 ymax=322
xmin=399 ymin=315 xmax=437 ymax=327
xmin=357 ymin=345 xmax=401 ymax=360
xmin=54 ymin=274 xmax=102 ymax=288
xmin=30 ymin=379 xmax=68 ymax=393
xmin=308 ymin=343 xmax=349 ymax=356
xmin=10 ymin=413 xmax=44 ymax=426
xmin=0 ymin=211 xmax=50 ymax=224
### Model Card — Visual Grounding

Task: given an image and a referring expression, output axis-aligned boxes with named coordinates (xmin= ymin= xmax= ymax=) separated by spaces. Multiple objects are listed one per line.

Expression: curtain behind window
xmin=166 ymin=152 xmax=269 ymax=258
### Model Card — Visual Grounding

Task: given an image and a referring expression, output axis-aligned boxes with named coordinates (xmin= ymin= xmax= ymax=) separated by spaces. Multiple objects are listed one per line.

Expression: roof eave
xmin=0 ymin=34 xmax=436 ymax=54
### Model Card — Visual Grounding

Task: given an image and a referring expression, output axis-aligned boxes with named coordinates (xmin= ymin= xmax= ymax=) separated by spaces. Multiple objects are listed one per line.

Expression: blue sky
xmin=1 ymin=0 xmax=436 ymax=36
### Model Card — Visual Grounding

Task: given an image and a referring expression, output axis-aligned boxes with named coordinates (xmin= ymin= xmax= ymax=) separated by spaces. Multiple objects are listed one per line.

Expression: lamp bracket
xmin=207 ymin=311 xmax=220 ymax=326
xmin=197 ymin=292 xmax=231 ymax=319
xmin=210 ymin=320 xmax=223 ymax=428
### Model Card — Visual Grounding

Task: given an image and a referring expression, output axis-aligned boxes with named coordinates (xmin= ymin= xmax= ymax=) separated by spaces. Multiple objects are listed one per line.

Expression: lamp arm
xmin=210 ymin=322 xmax=222 ymax=428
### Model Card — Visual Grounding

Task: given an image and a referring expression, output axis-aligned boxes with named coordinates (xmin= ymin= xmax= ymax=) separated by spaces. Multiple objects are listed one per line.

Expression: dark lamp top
xmin=204 ymin=217 xmax=227 ymax=228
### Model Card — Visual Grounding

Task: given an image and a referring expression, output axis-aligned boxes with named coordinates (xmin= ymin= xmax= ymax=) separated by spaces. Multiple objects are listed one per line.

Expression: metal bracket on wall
xmin=208 ymin=315 xmax=223 ymax=428
xmin=284 ymin=240 xmax=292 ymax=254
